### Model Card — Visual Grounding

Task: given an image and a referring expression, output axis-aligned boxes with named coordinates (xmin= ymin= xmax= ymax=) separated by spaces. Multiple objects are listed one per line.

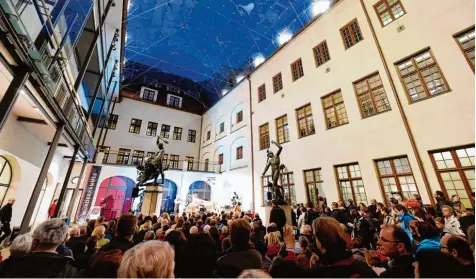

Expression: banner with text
xmin=79 ymin=165 xmax=102 ymax=220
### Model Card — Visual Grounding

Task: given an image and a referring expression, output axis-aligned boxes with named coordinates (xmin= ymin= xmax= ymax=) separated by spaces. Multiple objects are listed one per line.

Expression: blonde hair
xmin=92 ymin=225 xmax=105 ymax=239
xmin=118 ymin=240 xmax=175 ymax=278
xmin=143 ymin=220 xmax=152 ymax=230
xmin=268 ymin=232 xmax=281 ymax=246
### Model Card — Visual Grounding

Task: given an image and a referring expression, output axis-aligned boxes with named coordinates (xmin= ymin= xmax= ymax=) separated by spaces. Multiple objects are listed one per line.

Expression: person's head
xmin=69 ymin=227 xmax=80 ymax=237
xmin=181 ymin=233 xmax=218 ymax=277
xmin=8 ymin=198 xmax=15 ymax=205
xmin=370 ymin=199 xmax=377 ymax=205
xmin=377 ymin=202 xmax=384 ymax=210
xmin=116 ymin=213 xmax=138 ymax=240
xmin=394 ymin=203 xmax=407 ymax=214
xmin=95 ymin=216 xmax=105 ymax=226
xmin=312 ymin=217 xmax=347 ymax=256
xmin=266 ymin=150 xmax=274 ymax=158
xmin=271 ymin=199 xmax=278 ymax=207
xmin=414 ymin=194 xmax=422 ymax=201
xmin=190 ymin=226 xmax=199 ymax=234
xmin=86 ymin=236 xmax=99 ymax=251
xmin=92 ymin=225 xmax=106 ymax=240
xmin=416 ymin=221 xmax=439 ymax=239
xmin=434 ymin=190 xmax=445 ymax=199
xmin=142 ymin=220 xmax=152 ymax=231
xmin=301 ymin=224 xmax=312 ymax=235
xmin=377 ymin=225 xmax=411 ymax=258
xmin=238 ymin=269 xmax=272 ymax=278
xmin=331 ymin=202 xmax=338 ymax=209
xmin=86 ymin=249 xmax=123 ymax=278
xmin=299 ymin=235 xmax=310 ymax=251
xmin=203 ymin=225 xmax=211 ymax=233
xmin=441 ymin=234 xmax=474 ymax=264
xmin=229 ymin=218 xmax=251 ymax=248
xmin=118 ymin=241 xmax=175 ymax=278
xmin=53 ymin=199 xmax=58 ymax=204
xmin=79 ymin=225 xmax=87 ymax=236
xmin=162 ymin=212 xmax=170 ymax=220
xmin=306 ymin=201 xmax=314 ymax=209
xmin=434 ymin=217 xmax=445 ymax=230
xmin=351 ymin=237 xmax=363 ymax=249
xmin=222 ymin=237 xmax=232 ymax=252
xmin=414 ymin=250 xmax=463 ymax=278
xmin=196 ymin=219 xmax=203 ymax=227
xmin=364 ymin=250 xmax=383 ymax=268
xmin=268 ymin=232 xmax=281 ymax=246
xmin=337 ymin=200 xmax=345 ymax=208
xmin=381 ymin=207 xmax=390 ymax=216
xmin=221 ymin=225 xmax=229 ymax=236
xmin=9 ymin=233 xmax=32 ymax=257
xmin=451 ymin=195 xmax=461 ymax=202
xmin=442 ymin=205 xmax=453 ymax=217
xmin=32 ymin=218 xmax=68 ymax=252
xmin=144 ymin=230 xmax=156 ymax=241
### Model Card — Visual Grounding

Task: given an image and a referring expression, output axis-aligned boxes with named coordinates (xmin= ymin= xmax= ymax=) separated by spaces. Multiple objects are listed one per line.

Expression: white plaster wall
xmin=103 ymin=97 xmax=202 ymax=161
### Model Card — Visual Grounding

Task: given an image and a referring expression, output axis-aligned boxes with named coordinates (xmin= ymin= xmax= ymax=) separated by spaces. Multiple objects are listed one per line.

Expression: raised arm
xmin=262 ymin=161 xmax=271 ymax=176
xmin=272 ymin=140 xmax=283 ymax=157
xmin=156 ymin=136 xmax=169 ymax=146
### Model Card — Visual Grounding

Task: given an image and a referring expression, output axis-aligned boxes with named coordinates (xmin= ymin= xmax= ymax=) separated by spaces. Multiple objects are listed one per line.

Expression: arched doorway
xmin=160 ymin=179 xmax=177 ymax=214
xmin=95 ymin=176 xmax=135 ymax=220
xmin=187 ymin=181 xmax=212 ymax=203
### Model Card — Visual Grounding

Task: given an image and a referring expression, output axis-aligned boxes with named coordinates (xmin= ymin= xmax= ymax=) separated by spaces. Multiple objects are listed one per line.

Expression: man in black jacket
xmin=65 ymin=227 xmax=85 ymax=259
xmin=330 ymin=202 xmax=348 ymax=224
xmin=0 ymin=218 xmax=78 ymax=277
xmin=100 ymin=213 xmax=137 ymax=253
xmin=304 ymin=202 xmax=319 ymax=226
xmin=0 ymin=198 xmax=14 ymax=245
xmin=435 ymin=191 xmax=451 ymax=216
xmin=377 ymin=225 xmax=414 ymax=278
xmin=269 ymin=199 xmax=286 ymax=235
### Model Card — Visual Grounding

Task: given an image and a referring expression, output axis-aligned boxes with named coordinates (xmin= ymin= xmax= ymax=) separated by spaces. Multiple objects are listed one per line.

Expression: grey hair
xmin=69 ymin=227 xmax=80 ymax=237
xmin=238 ymin=269 xmax=271 ymax=278
xmin=190 ymin=226 xmax=198 ymax=234
xmin=33 ymin=218 xmax=68 ymax=248
xmin=118 ymin=240 xmax=175 ymax=278
xmin=144 ymin=230 xmax=155 ymax=241
xmin=221 ymin=226 xmax=228 ymax=234
xmin=10 ymin=233 xmax=32 ymax=257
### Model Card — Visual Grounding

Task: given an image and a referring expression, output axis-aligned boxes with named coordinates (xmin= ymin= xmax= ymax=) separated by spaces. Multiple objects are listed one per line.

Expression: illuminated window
xmin=259 ymin=123 xmax=270 ymax=150
xmin=275 ymin=115 xmax=289 ymax=144
xmin=353 ymin=73 xmax=391 ymax=118
xmin=322 ymin=91 xmax=348 ymax=129
xmin=374 ymin=0 xmax=406 ymax=27
xmin=296 ymin=104 xmax=315 ymax=137
xmin=129 ymin=119 xmax=142 ymax=134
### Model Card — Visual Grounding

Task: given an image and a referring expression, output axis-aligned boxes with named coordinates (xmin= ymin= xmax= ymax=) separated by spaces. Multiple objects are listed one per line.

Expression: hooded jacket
xmin=397 ymin=212 xmax=417 ymax=242
xmin=416 ymin=237 xmax=441 ymax=254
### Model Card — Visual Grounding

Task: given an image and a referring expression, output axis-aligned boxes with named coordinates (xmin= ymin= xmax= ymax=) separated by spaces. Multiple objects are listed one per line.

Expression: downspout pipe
xmin=247 ymin=76 xmax=256 ymax=212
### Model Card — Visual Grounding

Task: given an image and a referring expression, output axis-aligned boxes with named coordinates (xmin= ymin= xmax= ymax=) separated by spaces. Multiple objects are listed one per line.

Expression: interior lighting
xmin=277 ymin=29 xmax=292 ymax=46
xmin=221 ymin=89 xmax=229 ymax=96
xmin=20 ymin=89 xmax=25 ymax=95
xmin=311 ymin=0 xmax=331 ymax=17
xmin=235 ymin=75 xmax=244 ymax=83
xmin=253 ymin=54 xmax=265 ymax=67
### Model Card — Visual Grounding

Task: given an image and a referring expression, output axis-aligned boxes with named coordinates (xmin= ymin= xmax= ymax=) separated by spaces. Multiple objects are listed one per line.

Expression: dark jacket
xmin=435 ymin=198 xmax=451 ymax=216
xmin=305 ymin=208 xmax=319 ymax=226
xmin=379 ymin=254 xmax=414 ymax=278
xmin=75 ymin=248 xmax=97 ymax=271
xmin=0 ymin=252 xmax=78 ymax=277
xmin=65 ymin=237 xmax=86 ymax=259
xmin=134 ymin=229 xmax=147 ymax=244
xmin=0 ymin=203 xmax=12 ymax=223
xmin=291 ymin=209 xmax=297 ymax=227
xmin=459 ymin=214 xmax=475 ymax=237
xmin=215 ymin=248 xmax=262 ymax=278
xmin=99 ymin=236 xmax=134 ymax=253
xmin=270 ymin=206 xmax=286 ymax=229
xmin=331 ymin=208 xmax=348 ymax=224
xmin=368 ymin=204 xmax=377 ymax=218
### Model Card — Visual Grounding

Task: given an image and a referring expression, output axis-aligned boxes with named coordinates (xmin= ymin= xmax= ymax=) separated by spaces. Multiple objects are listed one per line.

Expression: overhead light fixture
xmin=71 ymin=176 xmax=79 ymax=184
xmin=20 ymin=89 xmax=25 ymax=95
xmin=311 ymin=0 xmax=331 ymax=17
xmin=33 ymin=107 xmax=40 ymax=112
xmin=253 ymin=54 xmax=265 ymax=67
xmin=235 ymin=75 xmax=244 ymax=83
xmin=277 ymin=29 xmax=292 ymax=46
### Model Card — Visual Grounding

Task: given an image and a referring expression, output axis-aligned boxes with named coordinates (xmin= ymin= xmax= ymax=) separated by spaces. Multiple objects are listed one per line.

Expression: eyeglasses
xmin=378 ymin=236 xmax=401 ymax=244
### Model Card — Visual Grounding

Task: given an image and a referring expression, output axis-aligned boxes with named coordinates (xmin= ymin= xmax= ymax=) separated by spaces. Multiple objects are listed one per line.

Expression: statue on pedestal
xmin=262 ymin=140 xmax=286 ymax=204
xmin=136 ymin=136 xmax=169 ymax=186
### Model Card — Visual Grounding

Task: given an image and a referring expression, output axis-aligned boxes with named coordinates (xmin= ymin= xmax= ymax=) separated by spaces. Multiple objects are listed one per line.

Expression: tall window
xmin=275 ymin=115 xmax=290 ymax=144
xmin=396 ymin=49 xmax=449 ymax=102
xmin=430 ymin=146 xmax=475 ymax=208
xmin=169 ymin=155 xmax=179 ymax=169
xmin=258 ymin=84 xmax=266 ymax=102
xmin=262 ymin=172 xmax=296 ymax=206
xmin=236 ymin=146 xmax=243 ymax=160
xmin=376 ymin=156 xmax=419 ymax=205
xmin=341 ymin=19 xmax=363 ymax=49
xmin=161 ymin=124 xmax=170 ymax=138
xmin=142 ymin=88 xmax=156 ymax=101
xmin=354 ymin=73 xmax=391 ymax=118
xmin=173 ymin=127 xmax=183 ymax=140
xmin=455 ymin=28 xmax=475 ymax=71
xmin=322 ymin=90 xmax=349 ymax=129
xmin=0 ymin=156 xmax=12 ymax=204
xmin=168 ymin=95 xmax=181 ymax=108
xmin=108 ymin=114 xmax=118 ymax=130
xmin=186 ymin=156 xmax=194 ymax=171
xmin=162 ymin=154 xmax=169 ymax=168
xmin=313 ymin=41 xmax=331 ymax=67
xmin=236 ymin=111 xmax=243 ymax=124
xmin=218 ymin=154 xmax=224 ymax=165
xmin=129 ymin=119 xmax=142 ymax=134
xmin=131 ymin=150 xmax=145 ymax=166
xmin=219 ymin=122 xmax=225 ymax=133
xmin=296 ymin=104 xmax=315 ymax=138
xmin=273 ymin=72 xmax=283 ymax=93
xmin=117 ymin=148 xmax=131 ymax=165
xmin=291 ymin=58 xmax=304 ymax=81
xmin=204 ymin=158 xmax=209 ymax=172
xmin=304 ymin=168 xmax=323 ymax=205
xmin=335 ymin=163 xmax=368 ymax=206
xmin=188 ymin=130 xmax=196 ymax=143
xmin=259 ymin=123 xmax=270 ymax=150
xmin=101 ymin=146 xmax=110 ymax=164
xmin=206 ymin=131 xmax=211 ymax=141
xmin=146 ymin=122 xmax=158 ymax=136
xmin=374 ymin=0 xmax=406 ymax=27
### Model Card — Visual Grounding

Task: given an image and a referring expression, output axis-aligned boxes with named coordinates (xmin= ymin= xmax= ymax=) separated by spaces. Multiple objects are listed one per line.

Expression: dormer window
xmin=167 ymin=94 xmax=182 ymax=108
xmin=140 ymin=87 xmax=157 ymax=102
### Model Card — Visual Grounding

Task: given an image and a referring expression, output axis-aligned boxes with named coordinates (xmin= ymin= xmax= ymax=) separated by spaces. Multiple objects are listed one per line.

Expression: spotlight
xmin=277 ymin=29 xmax=292 ymax=46
xmin=221 ymin=89 xmax=229 ymax=96
xmin=235 ymin=75 xmax=244 ymax=83
xmin=311 ymin=0 xmax=331 ymax=17
xmin=253 ymin=54 xmax=265 ymax=67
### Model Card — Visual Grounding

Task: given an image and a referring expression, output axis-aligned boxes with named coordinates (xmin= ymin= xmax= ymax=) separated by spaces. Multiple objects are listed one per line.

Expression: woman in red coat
xmin=48 ymin=199 xmax=58 ymax=218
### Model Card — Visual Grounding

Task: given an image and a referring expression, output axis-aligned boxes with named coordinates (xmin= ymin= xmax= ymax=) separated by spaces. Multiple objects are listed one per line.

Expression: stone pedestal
xmin=142 ymin=184 xmax=163 ymax=216
xmin=264 ymin=204 xmax=292 ymax=226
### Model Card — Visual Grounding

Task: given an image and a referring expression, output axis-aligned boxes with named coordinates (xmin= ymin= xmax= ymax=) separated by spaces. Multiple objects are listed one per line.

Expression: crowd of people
xmin=0 ymin=190 xmax=473 ymax=278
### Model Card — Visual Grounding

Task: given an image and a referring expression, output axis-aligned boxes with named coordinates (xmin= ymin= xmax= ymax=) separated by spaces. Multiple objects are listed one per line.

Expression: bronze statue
xmin=262 ymin=140 xmax=285 ymax=203
xmin=136 ymin=136 xmax=169 ymax=185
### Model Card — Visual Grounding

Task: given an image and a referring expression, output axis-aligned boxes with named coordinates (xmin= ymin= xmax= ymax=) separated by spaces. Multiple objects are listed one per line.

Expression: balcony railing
xmin=97 ymin=150 xmax=223 ymax=173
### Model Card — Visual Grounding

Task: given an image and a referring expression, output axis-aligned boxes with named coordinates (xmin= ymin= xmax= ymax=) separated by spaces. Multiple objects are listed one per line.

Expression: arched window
xmin=0 ymin=156 xmax=12 ymax=205
xmin=160 ymin=179 xmax=178 ymax=214
xmin=188 ymin=181 xmax=211 ymax=201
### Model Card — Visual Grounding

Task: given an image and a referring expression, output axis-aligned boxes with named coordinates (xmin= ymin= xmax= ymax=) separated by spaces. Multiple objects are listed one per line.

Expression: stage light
xmin=311 ymin=0 xmax=330 ymax=17
xmin=277 ymin=29 xmax=292 ymax=46
xmin=235 ymin=75 xmax=244 ymax=83
xmin=125 ymin=33 xmax=129 ymax=43
xmin=253 ymin=54 xmax=265 ymax=67
xmin=221 ymin=89 xmax=229 ymax=96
